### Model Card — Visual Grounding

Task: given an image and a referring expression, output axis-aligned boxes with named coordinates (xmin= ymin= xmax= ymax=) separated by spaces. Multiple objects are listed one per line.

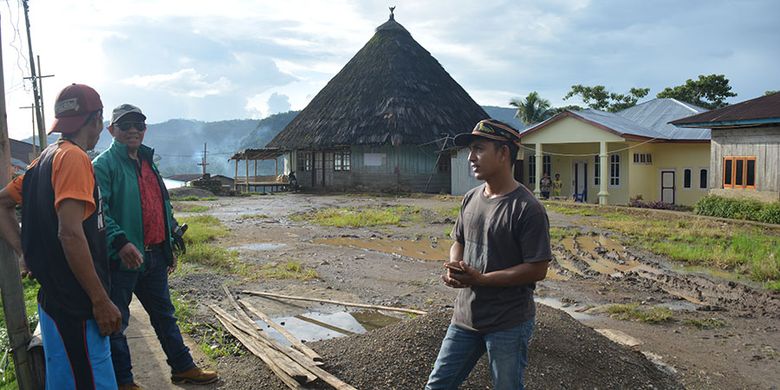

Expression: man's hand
xmin=168 ymin=254 xmax=178 ymax=275
xmin=18 ymin=256 xmax=33 ymax=279
xmin=92 ymin=297 xmax=122 ymax=336
xmin=448 ymin=261 xmax=484 ymax=287
xmin=441 ymin=261 xmax=470 ymax=288
xmin=118 ymin=243 xmax=143 ymax=270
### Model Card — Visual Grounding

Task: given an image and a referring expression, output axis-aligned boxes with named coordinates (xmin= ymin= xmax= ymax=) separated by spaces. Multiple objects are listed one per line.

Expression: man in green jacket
xmin=93 ymin=104 xmax=218 ymax=389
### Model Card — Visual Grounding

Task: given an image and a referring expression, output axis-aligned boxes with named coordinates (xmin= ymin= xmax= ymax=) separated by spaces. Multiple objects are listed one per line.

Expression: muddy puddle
xmin=536 ymin=297 xmax=595 ymax=321
xmin=230 ymin=243 xmax=287 ymax=251
xmin=258 ymin=310 xmax=402 ymax=345
xmin=315 ymin=238 xmax=449 ymax=261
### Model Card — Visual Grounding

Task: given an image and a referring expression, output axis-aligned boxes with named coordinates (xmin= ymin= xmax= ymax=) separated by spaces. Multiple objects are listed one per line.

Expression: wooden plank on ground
xmin=210 ymin=305 xmax=304 ymax=389
xmin=241 ymin=290 xmax=428 ymax=315
xmin=238 ymin=299 xmax=324 ymax=364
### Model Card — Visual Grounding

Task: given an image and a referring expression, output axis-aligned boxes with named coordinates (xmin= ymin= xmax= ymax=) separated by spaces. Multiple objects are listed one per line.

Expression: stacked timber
xmin=211 ymin=286 xmax=355 ymax=390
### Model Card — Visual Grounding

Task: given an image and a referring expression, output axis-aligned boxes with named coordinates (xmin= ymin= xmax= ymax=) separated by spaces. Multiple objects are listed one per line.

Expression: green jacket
xmin=93 ymin=140 xmax=174 ymax=272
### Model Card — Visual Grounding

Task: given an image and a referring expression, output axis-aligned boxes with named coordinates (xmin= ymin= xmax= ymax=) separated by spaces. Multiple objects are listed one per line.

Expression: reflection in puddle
xmin=536 ymin=297 xmax=595 ymax=321
xmin=259 ymin=310 xmax=402 ymax=345
xmin=230 ymin=243 xmax=287 ymax=251
xmin=315 ymin=238 xmax=449 ymax=261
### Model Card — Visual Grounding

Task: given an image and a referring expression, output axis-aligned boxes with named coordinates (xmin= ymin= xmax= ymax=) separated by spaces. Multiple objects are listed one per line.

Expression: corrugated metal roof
xmin=574 ymin=109 xmax=670 ymax=139
xmin=671 ymin=92 xmax=780 ymax=127
xmin=520 ymin=98 xmax=711 ymax=141
xmin=616 ymin=98 xmax=710 ymax=140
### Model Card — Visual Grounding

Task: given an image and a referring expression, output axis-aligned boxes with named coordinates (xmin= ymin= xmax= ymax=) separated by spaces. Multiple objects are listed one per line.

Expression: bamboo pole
xmin=241 ymin=290 xmax=428 ymax=315
xmin=238 ymin=300 xmax=323 ymax=363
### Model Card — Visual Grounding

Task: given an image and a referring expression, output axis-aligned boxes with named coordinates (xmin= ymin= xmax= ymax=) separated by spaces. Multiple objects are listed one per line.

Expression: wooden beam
xmin=241 ymin=290 xmax=427 ymax=315
xmin=210 ymin=306 xmax=308 ymax=388
xmin=238 ymin=300 xmax=323 ymax=363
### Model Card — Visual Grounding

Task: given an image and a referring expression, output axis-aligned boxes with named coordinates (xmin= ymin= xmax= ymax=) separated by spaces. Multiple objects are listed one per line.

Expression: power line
xmin=4 ymin=0 xmax=28 ymax=77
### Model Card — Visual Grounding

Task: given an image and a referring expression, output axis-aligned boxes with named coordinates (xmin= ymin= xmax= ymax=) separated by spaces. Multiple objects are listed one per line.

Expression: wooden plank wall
xmin=293 ymin=145 xmax=450 ymax=193
xmin=710 ymin=126 xmax=780 ymax=199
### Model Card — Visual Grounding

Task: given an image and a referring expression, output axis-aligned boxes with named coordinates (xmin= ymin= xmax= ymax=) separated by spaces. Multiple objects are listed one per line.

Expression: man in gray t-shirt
xmin=426 ymin=119 xmax=552 ymax=390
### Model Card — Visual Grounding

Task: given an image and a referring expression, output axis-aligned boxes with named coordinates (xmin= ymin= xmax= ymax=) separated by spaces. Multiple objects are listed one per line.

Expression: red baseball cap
xmin=49 ymin=83 xmax=103 ymax=134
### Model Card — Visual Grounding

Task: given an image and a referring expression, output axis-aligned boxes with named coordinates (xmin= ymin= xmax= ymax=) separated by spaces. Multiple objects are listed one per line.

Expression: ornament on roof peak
xmin=389 ymin=6 xmax=396 ymax=21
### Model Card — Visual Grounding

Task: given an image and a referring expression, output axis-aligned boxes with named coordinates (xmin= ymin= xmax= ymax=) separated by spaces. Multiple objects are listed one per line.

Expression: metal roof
xmin=671 ymin=92 xmax=780 ymax=128
xmin=520 ymin=98 xmax=711 ymax=141
xmin=616 ymin=98 xmax=710 ymax=140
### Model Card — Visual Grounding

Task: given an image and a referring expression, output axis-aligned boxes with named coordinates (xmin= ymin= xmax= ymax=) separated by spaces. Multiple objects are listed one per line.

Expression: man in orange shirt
xmin=0 ymin=84 xmax=121 ymax=389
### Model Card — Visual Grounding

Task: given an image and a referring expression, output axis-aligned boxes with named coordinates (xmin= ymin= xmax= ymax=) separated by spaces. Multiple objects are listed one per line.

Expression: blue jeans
xmin=109 ymin=248 xmax=194 ymax=385
xmin=425 ymin=318 xmax=535 ymax=390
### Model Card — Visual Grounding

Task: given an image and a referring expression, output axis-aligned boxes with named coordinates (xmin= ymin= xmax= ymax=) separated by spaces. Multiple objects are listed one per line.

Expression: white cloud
xmin=122 ymin=69 xmax=232 ymax=98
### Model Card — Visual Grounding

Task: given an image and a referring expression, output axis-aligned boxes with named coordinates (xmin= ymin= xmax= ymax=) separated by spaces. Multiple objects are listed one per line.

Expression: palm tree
xmin=509 ymin=91 xmax=552 ymax=125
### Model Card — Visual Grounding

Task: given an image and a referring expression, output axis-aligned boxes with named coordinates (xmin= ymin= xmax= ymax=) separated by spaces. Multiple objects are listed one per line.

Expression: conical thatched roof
xmin=267 ymin=12 xmax=489 ymax=150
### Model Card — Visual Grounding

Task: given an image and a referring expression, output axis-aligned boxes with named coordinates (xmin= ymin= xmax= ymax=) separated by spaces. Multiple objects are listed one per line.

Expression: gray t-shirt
xmin=451 ymin=183 xmax=552 ymax=333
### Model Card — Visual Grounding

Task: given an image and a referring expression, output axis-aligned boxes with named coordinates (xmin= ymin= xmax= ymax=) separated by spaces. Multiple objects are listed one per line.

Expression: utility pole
xmin=19 ymin=105 xmax=38 ymax=156
xmin=0 ymin=13 xmax=43 ymax=390
xmin=22 ymin=0 xmax=46 ymax=150
xmin=23 ymin=55 xmax=53 ymax=132
xmin=197 ymin=143 xmax=209 ymax=176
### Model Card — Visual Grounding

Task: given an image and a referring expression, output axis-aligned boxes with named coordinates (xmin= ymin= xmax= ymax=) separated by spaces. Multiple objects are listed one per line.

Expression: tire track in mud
xmin=550 ymin=232 xmax=780 ymax=317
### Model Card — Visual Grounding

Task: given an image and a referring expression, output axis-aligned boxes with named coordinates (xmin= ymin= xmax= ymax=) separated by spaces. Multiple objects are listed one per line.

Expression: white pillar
xmin=534 ymin=143 xmax=543 ymax=198
xmin=598 ymin=141 xmax=609 ymax=205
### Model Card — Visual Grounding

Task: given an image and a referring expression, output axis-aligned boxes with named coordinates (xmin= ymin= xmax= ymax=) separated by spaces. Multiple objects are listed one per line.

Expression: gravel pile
xmin=247 ymin=304 xmax=682 ymax=389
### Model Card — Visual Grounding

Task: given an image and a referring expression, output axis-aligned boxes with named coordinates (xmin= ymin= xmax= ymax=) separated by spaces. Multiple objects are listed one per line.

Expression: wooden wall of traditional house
xmin=293 ymin=145 xmax=450 ymax=193
xmin=451 ymin=148 xmax=482 ymax=195
xmin=709 ymin=126 xmax=780 ymax=202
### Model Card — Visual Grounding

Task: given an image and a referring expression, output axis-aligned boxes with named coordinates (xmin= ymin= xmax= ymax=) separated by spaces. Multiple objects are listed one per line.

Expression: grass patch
xmin=179 ymin=216 xmax=246 ymax=275
xmin=592 ymin=214 xmax=780 ymax=287
xmin=603 ymin=303 xmax=673 ymax=324
xmin=258 ymin=261 xmax=318 ymax=280
xmin=180 ymin=205 xmax=210 ymax=213
xmin=171 ymin=195 xmax=218 ymax=201
xmin=683 ymin=318 xmax=728 ymax=330
xmin=546 ymin=203 xmax=780 ymax=289
xmin=171 ymin=291 xmax=243 ymax=360
xmin=549 ymin=226 xmax=576 ymax=241
xmin=544 ymin=203 xmax=600 ymax=216
xmin=291 ymin=205 xmax=424 ymax=228
xmin=436 ymin=205 xmax=461 ymax=220
xmin=238 ymin=213 xmax=270 ymax=220
xmin=0 ymin=278 xmax=40 ymax=389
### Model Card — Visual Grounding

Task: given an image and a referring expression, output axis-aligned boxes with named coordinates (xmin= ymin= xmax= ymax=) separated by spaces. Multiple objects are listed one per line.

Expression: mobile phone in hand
xmin=445 ymin=262 xmax=465 ymax=274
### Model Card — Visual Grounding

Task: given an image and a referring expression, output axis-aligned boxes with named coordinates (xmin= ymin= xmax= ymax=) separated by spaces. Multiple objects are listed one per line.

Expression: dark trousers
xmin=109 ymin=248 xmax=194 ymax=385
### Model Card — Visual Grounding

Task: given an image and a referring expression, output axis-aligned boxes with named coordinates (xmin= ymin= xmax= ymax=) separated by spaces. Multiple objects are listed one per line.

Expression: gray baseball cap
xmin=110 ymin=103 xmax=147 ymax=124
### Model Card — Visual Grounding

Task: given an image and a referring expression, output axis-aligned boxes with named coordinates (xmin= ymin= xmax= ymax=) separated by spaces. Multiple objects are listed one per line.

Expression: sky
xmin=2 ymin=0 xmax=779 ymax=140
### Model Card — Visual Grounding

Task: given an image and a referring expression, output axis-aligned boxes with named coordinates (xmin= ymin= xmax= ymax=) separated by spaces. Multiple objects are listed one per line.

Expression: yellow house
xmin=519 ymin=98 xmax=711 ymax=206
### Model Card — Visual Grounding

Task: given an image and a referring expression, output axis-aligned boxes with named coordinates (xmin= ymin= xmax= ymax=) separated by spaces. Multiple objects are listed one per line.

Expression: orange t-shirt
xmin=6 ymin=141 xmax=96 ymax=220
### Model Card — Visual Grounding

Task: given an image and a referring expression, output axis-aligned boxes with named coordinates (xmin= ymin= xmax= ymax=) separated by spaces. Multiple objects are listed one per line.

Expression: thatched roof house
xmin=264 ymin=10 xmax=488 ymax=192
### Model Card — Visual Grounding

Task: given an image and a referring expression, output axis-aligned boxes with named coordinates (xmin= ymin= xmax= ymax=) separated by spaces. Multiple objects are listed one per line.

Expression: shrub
xmin=629 ymin=195 xmax=690 ymax=211
xmin=694 ymin=195 xmax=780 ymax=224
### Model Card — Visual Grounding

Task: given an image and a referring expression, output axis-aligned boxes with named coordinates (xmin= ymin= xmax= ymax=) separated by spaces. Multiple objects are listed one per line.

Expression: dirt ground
xmin=169 ymin=193 xmax=780 ymax=390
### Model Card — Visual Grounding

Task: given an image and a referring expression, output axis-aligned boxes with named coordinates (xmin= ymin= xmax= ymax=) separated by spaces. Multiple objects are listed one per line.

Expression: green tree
xmin=563 ymin=85 xmax=649 ymax=112
xmin=766 ymin=90 xmax=778 ymax=96
xmin=656 ymin=74 xmax=737 ymax=109
xmin=509 ymin=91 xmax=552 ymax=125
xmin=547 ymin=104 xmax=583 ymax=117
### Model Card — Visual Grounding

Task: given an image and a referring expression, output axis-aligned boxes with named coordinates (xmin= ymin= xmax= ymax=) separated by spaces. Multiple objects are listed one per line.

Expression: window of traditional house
xmin=683 ymin=168 xmax=692 ymax=189
xmin=594 ymin=155 xmax=600 ymax=186
xmin=632 ymin=153 xmax=652 ymax=164
xmin=699 ymin=169 xmax=708 ymax=189
xmin=723 ymin=156 xmax=756 ymax=189
xmin=334 ymin=150 xmax=351 ymax=171
xmin=610 ymin=154 xmax=620 ymax=186
xmin=298 ymin=152 xmax=312 ymax=171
